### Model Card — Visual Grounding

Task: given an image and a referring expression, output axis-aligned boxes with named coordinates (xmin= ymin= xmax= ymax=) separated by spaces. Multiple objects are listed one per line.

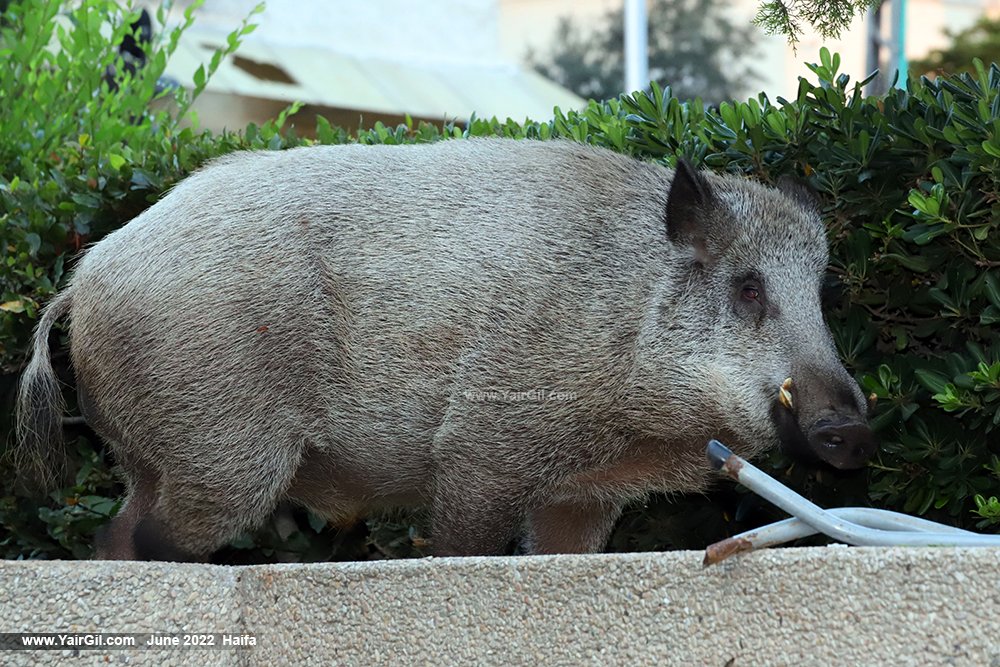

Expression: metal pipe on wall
xmin=703 ymin=440 xmax=1000 ymax=566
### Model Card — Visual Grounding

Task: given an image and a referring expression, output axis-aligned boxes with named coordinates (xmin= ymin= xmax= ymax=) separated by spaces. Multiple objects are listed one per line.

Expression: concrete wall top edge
xmin=4 ymin=543 xmax=1000 ymax=574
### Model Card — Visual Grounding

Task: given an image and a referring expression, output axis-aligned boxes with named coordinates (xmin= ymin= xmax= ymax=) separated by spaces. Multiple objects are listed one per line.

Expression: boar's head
xmin=649 ymin=160 xmax=876 ymax=470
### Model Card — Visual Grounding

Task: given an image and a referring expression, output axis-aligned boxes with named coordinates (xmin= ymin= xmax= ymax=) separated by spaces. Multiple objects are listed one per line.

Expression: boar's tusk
xmin=778 ymin=378 xmax=794 ymax=410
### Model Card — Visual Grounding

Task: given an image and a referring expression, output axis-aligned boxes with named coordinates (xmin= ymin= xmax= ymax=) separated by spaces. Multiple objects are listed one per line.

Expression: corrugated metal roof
xmin=166 ymin=30 xmax=585 ymax=122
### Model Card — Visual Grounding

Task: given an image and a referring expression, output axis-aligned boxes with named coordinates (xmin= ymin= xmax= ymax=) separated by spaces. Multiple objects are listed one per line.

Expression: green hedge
xmin=2 ymin=0 xmax=999 ymax=560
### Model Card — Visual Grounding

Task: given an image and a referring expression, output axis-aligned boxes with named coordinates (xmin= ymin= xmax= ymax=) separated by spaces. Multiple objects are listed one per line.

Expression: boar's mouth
xmin=770 ymin=378 xmax=877 ymax=470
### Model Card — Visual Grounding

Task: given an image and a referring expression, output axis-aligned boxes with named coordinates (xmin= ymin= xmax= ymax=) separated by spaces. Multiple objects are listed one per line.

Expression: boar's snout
xmin=806 ymin=417 xmax=877 ymax=470
xmin=772 ymin=372 xmax=878 ymax=470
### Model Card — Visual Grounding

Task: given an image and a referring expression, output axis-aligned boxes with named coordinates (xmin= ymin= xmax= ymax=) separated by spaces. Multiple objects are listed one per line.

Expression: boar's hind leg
xmin=131 ymin=451 xmax=298 ymax=562
xmin=93 ymin=461 xmax=159 ymax=560
xmin=523 ymin=499 xmax=624 ymax=554
xmin=95 ymin=443 xmax=300 ymax=562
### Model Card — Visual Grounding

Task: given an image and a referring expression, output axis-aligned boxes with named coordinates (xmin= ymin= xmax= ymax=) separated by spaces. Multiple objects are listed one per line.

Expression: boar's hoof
xmin=807 ymin=419 xmax=878 ymax=470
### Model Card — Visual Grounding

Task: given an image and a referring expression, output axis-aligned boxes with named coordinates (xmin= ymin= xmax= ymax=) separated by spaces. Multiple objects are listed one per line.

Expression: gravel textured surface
xmin=2 ymin=547 xmax=999 ymax=666
xmin=0 ymin=560 xmax=243 ymax=666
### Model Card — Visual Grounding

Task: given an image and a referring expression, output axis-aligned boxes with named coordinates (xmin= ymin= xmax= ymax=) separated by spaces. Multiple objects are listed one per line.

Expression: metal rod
xmin=704 ymin=440 xmax=1000 ymax=565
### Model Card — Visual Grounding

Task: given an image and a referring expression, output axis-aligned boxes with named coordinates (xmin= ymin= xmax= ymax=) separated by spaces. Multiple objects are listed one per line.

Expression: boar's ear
xmin=776 ymin=174 xmax=820 ymax=215
xmin=665 ymin=158 xmax=715 ymax=265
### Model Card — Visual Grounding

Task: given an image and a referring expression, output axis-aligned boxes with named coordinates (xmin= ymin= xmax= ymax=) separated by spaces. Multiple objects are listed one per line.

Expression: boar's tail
xmin=14 ymin=289 xmax=74 ymax=491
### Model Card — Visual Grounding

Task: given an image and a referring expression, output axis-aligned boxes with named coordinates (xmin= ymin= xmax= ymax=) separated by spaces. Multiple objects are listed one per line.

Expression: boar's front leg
xmin=523 ymin=499 xmax=624 ymax=554
xmin=430 ymin=460 xmax=529 ymax=556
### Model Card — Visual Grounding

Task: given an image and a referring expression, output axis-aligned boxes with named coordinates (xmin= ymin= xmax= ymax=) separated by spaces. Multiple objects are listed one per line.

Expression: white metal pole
xmin=624 ymin=0 xmax=648 ymax=94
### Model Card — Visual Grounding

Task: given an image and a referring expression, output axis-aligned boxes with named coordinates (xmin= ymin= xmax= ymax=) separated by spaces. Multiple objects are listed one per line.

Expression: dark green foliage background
xmin=2 ymin=2 xmax=1000 ymax=561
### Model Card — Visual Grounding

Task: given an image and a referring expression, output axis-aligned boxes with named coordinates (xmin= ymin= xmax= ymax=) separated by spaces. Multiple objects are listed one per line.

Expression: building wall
xmin=137 ymin=0 xmax=585 ymax=132
xmin=154 ymin=0 xmax=504 ymax=64
xmin=499 ymin=0 xmax=619 ymax=63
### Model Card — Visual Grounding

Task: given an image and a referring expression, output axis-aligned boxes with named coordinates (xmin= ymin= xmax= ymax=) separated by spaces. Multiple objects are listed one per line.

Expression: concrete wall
xmin=2 ymin=547 xmax=999 ymax=666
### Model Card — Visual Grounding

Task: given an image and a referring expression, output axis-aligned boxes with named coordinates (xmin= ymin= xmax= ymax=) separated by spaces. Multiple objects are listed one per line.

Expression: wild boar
xmin=16 ymin=139 xmax=876 ymax=560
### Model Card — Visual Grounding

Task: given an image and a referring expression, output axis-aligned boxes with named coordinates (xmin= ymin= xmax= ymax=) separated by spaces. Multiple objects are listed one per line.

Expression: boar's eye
xmin=733 ymin=274 xmax=767 ymax=321
xmin=741 ymin=284 xmax=761 ymax=302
